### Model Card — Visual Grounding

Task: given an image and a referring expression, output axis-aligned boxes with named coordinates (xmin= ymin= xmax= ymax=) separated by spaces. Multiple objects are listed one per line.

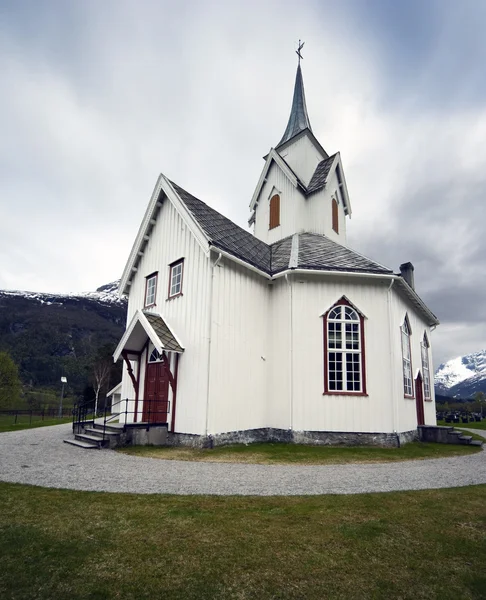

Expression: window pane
xmin=145 ymin=275 xmax=157 ymax=305
xmin=170 ymin=262 xmax=183 ymax=297
xmin=328 ymin=307 xmax=341 ymax=320
xmin=344 ymin=307 xmax=358 ymax=321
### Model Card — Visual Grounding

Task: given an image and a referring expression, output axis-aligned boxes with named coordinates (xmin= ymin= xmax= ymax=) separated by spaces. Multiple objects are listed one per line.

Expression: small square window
xmin=168 ymin=260 xmax=184 ymax=298
xmin=145 ymin=273 xmax=157 ymax=307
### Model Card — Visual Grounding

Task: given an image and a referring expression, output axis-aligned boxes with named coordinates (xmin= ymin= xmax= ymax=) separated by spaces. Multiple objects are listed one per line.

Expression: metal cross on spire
xmin=296 ymin=39 xmax=305 ymax=65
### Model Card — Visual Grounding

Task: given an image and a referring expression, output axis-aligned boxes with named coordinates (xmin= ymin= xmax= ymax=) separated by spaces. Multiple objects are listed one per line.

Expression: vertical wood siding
xmin=277 ymin=274 xmax=395 ymax=433
xmin=253 ymin=164 xmax=347 ymax=246
xmin=121 ymin=196 xmax=211 ymax=434
xmin=389 ymin=291 xmax=436 ymax=432
xmin=279 ymin=135 xmax=325 ymax=186
xmin=207 ymin=258 xmax=269 ymax=434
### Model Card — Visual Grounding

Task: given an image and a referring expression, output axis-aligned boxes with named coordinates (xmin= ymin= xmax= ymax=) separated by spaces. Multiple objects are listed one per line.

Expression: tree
xmin=91 ymin=344 xmax=116 ymax=416
xmin=474 ymin=391 xmax=485 ymax=417
xmin=0 ymin=352 xmax=22 ymax=408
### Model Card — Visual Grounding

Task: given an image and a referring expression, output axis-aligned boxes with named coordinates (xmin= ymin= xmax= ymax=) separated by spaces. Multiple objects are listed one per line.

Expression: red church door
xmin=415 ymin=373 xmax=425 ymax=426
xmin=143 ymin=361 xmax=170 ymax=423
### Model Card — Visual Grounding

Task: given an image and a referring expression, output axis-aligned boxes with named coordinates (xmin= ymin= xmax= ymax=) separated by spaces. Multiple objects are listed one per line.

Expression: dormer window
xmin=144 ymin=273 xmax=158 ymax=307
xmin=332 ymin=198 xmax=339 ymax=233
xmin=269 ymin=194 xmax=280 ymax=230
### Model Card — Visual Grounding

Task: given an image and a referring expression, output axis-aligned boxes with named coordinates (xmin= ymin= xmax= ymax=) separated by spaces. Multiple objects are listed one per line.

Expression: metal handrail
xmin=72 ymin=397 xmax=170 ymax=442
xmin=101 ymin=397 xmax=170 ymax=442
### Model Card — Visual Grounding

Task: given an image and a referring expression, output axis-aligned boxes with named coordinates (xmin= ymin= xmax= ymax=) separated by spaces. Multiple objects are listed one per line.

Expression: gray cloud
xmin=1 ymin=0 xmax=485 ymax=366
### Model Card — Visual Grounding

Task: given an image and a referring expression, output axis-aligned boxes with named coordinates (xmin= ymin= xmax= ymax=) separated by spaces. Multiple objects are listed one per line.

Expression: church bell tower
xmin=249 ymin=43 xmax=352 ymax=246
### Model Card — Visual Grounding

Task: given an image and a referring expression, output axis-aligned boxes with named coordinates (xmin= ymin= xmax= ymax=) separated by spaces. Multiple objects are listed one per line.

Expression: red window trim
xmin=167 ymin=258 xmax=184 ymax=300
xmin=144 ymin=272 xmax=158 ymax=308
xmin=421 ymin=337 xmax=432 ymax=401
xmin=401 ymin=317 xmax=415 ymax=399
xmin=323 ymin=297 xmax=367 ymax=396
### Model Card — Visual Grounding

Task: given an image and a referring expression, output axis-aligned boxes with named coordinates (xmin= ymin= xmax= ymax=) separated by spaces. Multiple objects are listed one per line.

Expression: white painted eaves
xmin=249 ymin=149 xmax=300 ymax=210
xmin=325 ymin=153 xmax=352 ymax=217
xmin=119 ymin=174 xmax=210 ymax=296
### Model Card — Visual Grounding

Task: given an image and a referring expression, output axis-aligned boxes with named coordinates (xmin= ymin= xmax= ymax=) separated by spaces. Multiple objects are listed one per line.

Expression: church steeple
xmin=276 ymin=63 xmax=313 ymax=148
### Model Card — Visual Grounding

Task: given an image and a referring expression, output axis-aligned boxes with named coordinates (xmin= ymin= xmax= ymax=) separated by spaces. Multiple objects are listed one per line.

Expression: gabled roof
xmin=120 ymin=176 xmax=437 ymax=325
xmin=113 ymin=309 xmax=184 ymax=361
xmin=277 ymin=64 xmax=313 ymax=148
xmin=172 ymin=183 xmax=391 ymax=277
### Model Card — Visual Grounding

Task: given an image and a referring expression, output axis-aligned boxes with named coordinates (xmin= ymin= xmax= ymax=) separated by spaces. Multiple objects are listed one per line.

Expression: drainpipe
xmin=387 ymin=279 xmax=399 ymax=443
xmin=285 ymin=274 xmax=293 ymax=433
xmin=205 ymin=252 xmax=223 ymax=437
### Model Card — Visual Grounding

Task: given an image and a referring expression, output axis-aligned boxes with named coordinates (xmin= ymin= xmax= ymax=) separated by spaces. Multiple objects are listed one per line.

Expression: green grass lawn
xmin=118 ymin=440 xmax=481 ymax=464
xmin=438 ymin=419 xmax=486 ymax=431
xmin=0 ymin=482 xmax=485 ymax=599
xmin=0 ymin=414 xmax=72 ymax=433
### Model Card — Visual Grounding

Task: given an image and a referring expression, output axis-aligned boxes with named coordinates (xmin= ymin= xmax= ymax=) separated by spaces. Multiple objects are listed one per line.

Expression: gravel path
xmin=0 ymin=424 xmax=485 ymax=496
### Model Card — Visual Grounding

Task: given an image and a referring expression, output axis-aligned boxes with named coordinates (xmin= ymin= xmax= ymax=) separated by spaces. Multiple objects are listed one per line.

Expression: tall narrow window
xmin=144 ymin=273 xmax=158 ymax=307
xmin=401 ymin=317 xmax=413 ymax=397
xmin=269 ymin=194 xmax=280 ymax=229
xmin=421 ymin=334 xmax=431 ymax=400
xmin=332 ymin=198 xmax=339 ymax=233
xmin=323 ymin=299 xmax=366 ymax=395
xmin=168 ymin=259 xmax=184 ymax=298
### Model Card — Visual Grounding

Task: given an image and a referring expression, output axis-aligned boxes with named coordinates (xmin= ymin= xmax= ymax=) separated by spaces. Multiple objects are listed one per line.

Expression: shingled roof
xmin=307 ymin=154 xmax=336 ymax=195
xmin=171 ymin=181 xmax=271 ymax=273
xmin=171 ymin=181 xmax=391 ymax=277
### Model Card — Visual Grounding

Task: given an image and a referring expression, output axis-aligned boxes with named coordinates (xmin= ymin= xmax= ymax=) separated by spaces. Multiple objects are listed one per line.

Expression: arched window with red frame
xmin=323 ymin=298 xmax=367 ymax=395
xmin=401 ymin=315 xmax=414 ymax=397
xmin=421 ymin=333 xmax=431 ymax=400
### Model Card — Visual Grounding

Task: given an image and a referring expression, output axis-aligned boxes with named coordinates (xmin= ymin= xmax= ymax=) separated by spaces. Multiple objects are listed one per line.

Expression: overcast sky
xmin=1 ymin=0 xmax=485 ymax=367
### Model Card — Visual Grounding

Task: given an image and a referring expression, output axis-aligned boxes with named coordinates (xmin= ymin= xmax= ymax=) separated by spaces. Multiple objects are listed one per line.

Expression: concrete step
xmin=470 ymin=439 xmax=484 ymax=446
xmin=84 ymin=427 xmax=121 ymax=438
xmin=63 ymin=438 xmax=99 ymax=449
xmin=74 ymin=433 xmax=107 ymax=447
xmin=91 ymin=422 xmax=124 ymax=433
xmin=458 ymin=435 xmax=473 ymax=444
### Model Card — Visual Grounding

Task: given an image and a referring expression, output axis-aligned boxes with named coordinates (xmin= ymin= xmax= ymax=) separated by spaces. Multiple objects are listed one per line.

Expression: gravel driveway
xmin=0 ymin=424 xmax=485 ymax=496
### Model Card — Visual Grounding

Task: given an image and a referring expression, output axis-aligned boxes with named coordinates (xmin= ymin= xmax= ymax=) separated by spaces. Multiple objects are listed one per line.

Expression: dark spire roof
xmin=277 ymin=64 xmax=312 ymax=148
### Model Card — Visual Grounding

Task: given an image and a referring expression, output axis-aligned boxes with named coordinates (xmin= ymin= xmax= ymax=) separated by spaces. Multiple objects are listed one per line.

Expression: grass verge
xmin=0 ymin=482 xmax=485 ymax=600
xmin=117 ymin=440 xmax=481 ymax=464
xmin=0 ymin=415 xmax=72 ymax=433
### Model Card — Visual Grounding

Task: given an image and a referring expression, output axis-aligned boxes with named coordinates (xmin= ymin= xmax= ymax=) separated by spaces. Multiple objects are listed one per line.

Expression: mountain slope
xmin=0 ymin=282 xmax=127 ymax=395
xmin=435 ymin=350 xmax=486 ymax=398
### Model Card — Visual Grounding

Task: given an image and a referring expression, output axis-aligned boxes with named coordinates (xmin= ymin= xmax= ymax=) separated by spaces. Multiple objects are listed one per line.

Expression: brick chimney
xmin=399 ymin=262 xmax=415 ymax=290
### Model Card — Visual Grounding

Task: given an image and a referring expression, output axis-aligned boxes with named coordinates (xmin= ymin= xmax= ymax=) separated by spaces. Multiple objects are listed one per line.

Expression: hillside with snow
xmin=0 ymin=280 xmax=125 ymax=307
xmin=435 ymin=350 xmax=486 ymax=398
xmin=0 ymin=281 xmax=126 ymax=394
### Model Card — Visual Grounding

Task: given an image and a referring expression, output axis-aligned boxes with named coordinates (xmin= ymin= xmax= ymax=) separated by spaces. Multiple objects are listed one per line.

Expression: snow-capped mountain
xmin=0 ymin=281 xmax=126 ymax=394
xmin=0 ymin=280 xmax=125 ymax=307
xmin=435 ymin=350 xmax=486 ymax=398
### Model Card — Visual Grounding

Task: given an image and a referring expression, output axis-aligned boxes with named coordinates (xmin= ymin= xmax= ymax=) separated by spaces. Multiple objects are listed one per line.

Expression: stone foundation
xmin=166 ymin=428 xmax=419 ymax=449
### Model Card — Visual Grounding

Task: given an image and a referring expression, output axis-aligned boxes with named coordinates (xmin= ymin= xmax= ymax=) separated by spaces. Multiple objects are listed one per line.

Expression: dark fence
xmin=0 ymin=408 xmax=73 ymax=426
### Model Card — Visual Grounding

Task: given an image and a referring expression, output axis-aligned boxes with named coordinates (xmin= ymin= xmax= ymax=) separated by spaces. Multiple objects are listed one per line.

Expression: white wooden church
xmin=114 ymin=57 xmax=439 ymax=447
